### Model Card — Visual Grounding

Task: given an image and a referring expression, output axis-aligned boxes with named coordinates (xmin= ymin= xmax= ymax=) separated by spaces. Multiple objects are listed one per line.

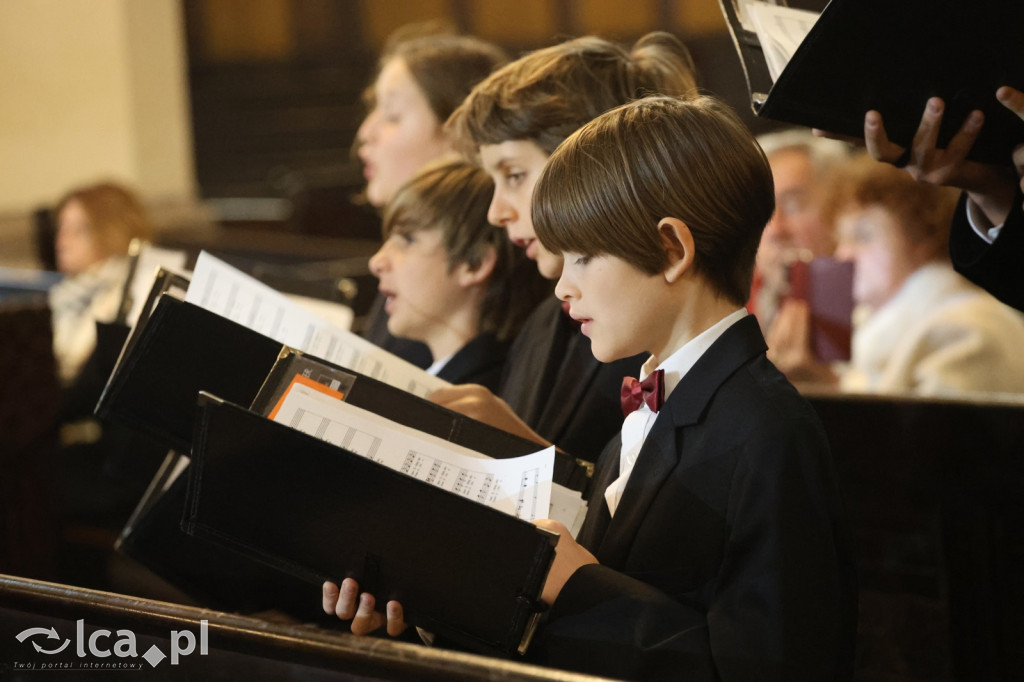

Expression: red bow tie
xmin=620 ymin=369 xmax=665 ymax=416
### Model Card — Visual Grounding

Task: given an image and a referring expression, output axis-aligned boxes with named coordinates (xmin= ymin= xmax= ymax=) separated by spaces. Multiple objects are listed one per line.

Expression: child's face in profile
xmin=479 ymin=140 xmax=564 ymax=280
xmin=555 ymin=251 xmax=667 ymax=364
xmin=357 ymin=57 xmax=451 ymax=208
xmin=369 ymin=227 xmax=465 ymax=345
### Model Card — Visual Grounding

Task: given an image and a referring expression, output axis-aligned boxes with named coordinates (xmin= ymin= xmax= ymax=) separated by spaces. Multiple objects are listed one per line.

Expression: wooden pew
xmin=807 ymin=391 xmax=1024 ymax=681
xmin=0 ymin=303 xmax=61 ymax=581
xmin=0 ymin=574 xmax=612 ymax=681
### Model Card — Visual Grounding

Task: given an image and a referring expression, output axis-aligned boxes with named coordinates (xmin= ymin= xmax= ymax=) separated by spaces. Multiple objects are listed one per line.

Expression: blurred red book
xmin=787 ymin=257 xmax=854 ymax=362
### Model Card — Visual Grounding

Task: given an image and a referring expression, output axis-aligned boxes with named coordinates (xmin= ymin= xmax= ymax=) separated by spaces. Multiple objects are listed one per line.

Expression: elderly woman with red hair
xmin=769 ymin=153 xmax=1024 ymax=396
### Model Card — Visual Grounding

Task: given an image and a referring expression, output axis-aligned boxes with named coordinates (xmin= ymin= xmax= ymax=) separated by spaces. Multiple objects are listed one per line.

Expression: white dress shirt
xmin=966 ymin=197 xmax=1003 ymax=243
xmin=605 ymin=308 xmax=748 ymax=516
xmin=425 ymin=353 xmax=451 ymax=377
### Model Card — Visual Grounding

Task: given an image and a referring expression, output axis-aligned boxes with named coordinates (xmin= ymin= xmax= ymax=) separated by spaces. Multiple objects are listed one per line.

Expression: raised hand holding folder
xmin=722 ymin=0 xmax=1024 ymax=164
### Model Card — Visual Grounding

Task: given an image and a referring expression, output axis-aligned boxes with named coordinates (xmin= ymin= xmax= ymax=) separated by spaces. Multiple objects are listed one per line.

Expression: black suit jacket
xmin=950 ymin=189 xmax=1024 ymax=312
xmin=435 ymin=332 xmax=509 ymax=393
xmin=530 ymin=316 xmax=858 ymax=681
xmin=499 ymin=297 xmax=644 ymax=462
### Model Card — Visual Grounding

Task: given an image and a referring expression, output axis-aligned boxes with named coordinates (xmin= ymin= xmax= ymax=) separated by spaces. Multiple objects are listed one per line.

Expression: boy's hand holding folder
xmin=323 ymin=578 xmax=407 ymax=637
xmin=322 ymin=517 xmax=598 ymax=640
xmin=100 ymin=253 xmax=591 ymax=656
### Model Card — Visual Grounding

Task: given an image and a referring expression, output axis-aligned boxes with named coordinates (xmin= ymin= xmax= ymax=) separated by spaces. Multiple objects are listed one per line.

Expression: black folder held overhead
xmin=187 ymin=394 xmax=558 ymax=658
xmin=722 ymin=0 xmax=1024 ymax=165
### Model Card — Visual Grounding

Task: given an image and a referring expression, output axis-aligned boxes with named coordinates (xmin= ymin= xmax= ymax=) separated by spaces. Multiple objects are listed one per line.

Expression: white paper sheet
xmin=185 ymin=251 xmax=447 ymax=398
xmin=549 ymin=483 xmax=588 ymax=538
xmin=125 ymin=244 xmax=190 ymax=326
xmin=746 ymin=1 xmax=819 ymax=82
xmin=284 ymin=293 xmax=354 ymax=332
xmin=271 ymin=378 xmax=554 ymax=521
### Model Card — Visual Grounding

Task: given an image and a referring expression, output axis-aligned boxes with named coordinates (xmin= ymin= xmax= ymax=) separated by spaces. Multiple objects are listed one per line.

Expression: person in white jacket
xmin=48 ymin=181 xmax=153 ymax=384
xmin=768 ymin=153 xmax=1024 ymax=398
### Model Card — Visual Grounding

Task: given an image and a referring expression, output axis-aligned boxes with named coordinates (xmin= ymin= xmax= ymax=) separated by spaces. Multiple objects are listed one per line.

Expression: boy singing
xmin=524 ymin=95 xmax=857 ymax=679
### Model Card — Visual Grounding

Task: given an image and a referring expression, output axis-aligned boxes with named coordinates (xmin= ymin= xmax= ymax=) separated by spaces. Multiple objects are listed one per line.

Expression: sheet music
xmin=746 ymin=1 xmax=819 ymax=81
xmin=125 ymin=245 xmax=190 ymax=326
xmin=272 ymin=377 xmax=554 ymax=521
xmin=285 ymin=293 xmax=354 ymax=332
xmin=185 ymin=251 xmax=447 ymax=398
xmin=550 ymin=484 xmax=588 ymax=538
xmin=735 ymin=0 xmax=779 ymax=32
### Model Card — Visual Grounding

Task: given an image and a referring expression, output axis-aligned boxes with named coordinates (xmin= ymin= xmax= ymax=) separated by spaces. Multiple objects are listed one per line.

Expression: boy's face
xmin=369 ymin=227 xmax=466 ymax=345
xmin=479 ymin=140 xmax=564 ymax=280
xmin=555 ymin=252 xmax=667 ymax=363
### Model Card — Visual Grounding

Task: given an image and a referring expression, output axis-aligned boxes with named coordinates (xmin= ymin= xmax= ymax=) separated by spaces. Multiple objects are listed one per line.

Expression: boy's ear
xmin=456 ymin=245 xmax=497 ymax=287
xmin=658 ymin=217 xmax=695 ymax=284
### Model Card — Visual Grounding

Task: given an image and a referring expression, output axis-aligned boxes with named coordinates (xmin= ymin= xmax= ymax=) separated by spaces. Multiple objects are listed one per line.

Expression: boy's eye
xmin=387 ymin=232 xmax=415 ymax=247
xmin=573 ymin=255 xmax=592 ymax=266
xmin=378 ymin=106 xmax=401 ymax=124
xmin=505 ymin=171 xmax=526 ymax=187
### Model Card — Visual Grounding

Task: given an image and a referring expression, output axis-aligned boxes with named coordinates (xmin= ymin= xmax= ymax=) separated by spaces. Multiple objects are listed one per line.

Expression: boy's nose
xmin=487 ymin=195 xmax=514 ymax=228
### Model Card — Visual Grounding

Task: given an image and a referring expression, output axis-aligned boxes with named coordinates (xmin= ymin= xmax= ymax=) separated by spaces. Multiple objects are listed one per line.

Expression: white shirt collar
xmin=639 ymin=308 xmax=748 ymax=403
xmin=425 ymin=353 xmax=452 ymax=377
xmin=604 ymin=307 xmax=748 ymax=518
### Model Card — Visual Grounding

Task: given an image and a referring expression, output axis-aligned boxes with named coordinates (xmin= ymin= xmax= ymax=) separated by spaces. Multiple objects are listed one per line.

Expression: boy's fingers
xmin=386 ymin=601 xmax=407 ymax=637
xmin=334 ymin=578 xmax=359 ymax=620
xmin=322 ymin=581 xmax=339 ymax=615
xmin=351 ymin=592 xmax=385 ymax=636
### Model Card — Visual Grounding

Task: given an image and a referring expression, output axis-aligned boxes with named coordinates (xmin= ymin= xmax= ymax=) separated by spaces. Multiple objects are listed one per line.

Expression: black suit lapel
xmin=594 ymin=418 xmax=680 ymax=566
xmin=591 ymin=316 xmax=769 ymax=564
xmin=576 ymin=435 xmax=622 ymax=551
xmin=436 ymin=333 xmax=507 ymax=387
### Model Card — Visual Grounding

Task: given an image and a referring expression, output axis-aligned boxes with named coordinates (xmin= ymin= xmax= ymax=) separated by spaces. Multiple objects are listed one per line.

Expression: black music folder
xmin=116 ymin=451 xmax=327 ymax=620
xmin=102 ymin=293 xmax=587 ymax=625
xmin=721 ymin=0 xmax=1024 ymax=164
xmin=96 ymin=293 xmax=281 ymax=453
xmin=186 ymin=394 xmax=558 ymax=657
xmin=97 ymin=294 xmax=589 ymax=487
xmin=255 ymin=348 xmax=591 ymax=491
